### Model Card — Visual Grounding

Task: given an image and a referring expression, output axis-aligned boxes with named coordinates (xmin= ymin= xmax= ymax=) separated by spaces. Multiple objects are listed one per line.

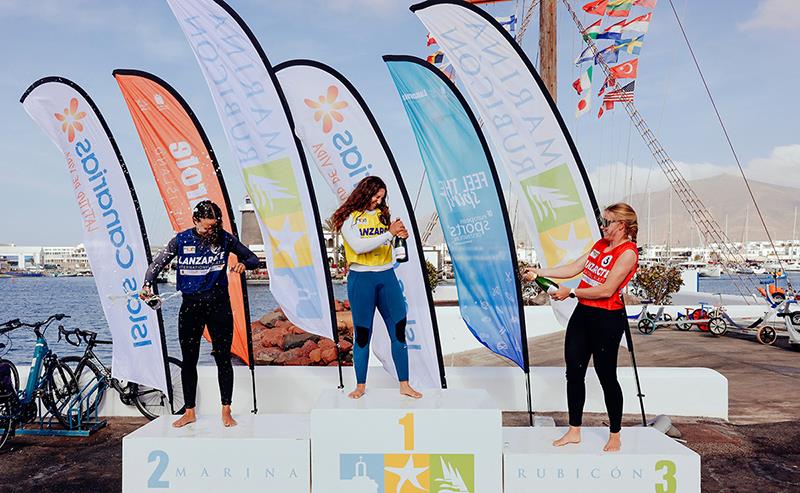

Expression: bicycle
xmin=631 ymin=301 xmax=674 ymax=335
xmin=0 ymin=314 xmax=79 ymax=451
xmin=58 ymin=327 xmax=185 ymax=421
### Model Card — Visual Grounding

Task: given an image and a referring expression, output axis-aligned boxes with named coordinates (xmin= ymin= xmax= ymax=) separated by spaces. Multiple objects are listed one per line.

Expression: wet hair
xmin=193 ymin=200 xmax=224 ymax=245
xmin=330 ymin=176 xmax=390 ymax=231
xmin=605 ymin=202 xmax=638 ymax=243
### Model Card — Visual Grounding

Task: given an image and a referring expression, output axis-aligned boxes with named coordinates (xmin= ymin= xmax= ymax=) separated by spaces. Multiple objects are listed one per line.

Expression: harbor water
xmin=0 ymin=276 xmax=348 ymax=366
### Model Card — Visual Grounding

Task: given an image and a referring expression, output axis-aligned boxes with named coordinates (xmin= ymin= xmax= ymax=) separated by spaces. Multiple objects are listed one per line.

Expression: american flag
xmin=603 ymin=81 xmax=635 ymax=103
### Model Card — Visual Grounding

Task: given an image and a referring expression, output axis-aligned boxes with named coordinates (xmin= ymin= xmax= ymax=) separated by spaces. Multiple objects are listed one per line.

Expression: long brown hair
xmin=330 ymin=176 xmax=390 ymax=231
xmin=606 ymin=202 xmax=639 ymax=243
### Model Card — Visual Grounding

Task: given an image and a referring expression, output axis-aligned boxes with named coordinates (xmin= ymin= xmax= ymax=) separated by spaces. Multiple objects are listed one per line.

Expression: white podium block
xmin=311 ymin=388 xmax=502 ymax=493
xmin=503 ymin=427 xmax=700 ymax=493
xmin=122 ymin=414 xmax=310 ymax=492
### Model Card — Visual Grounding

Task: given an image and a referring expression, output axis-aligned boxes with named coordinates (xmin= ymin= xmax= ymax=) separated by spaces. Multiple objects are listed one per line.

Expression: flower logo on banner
xmin=54 ymin=98 xmax=86 ymax=143
xmin=304 ymin=85 xmax=348 ymax=134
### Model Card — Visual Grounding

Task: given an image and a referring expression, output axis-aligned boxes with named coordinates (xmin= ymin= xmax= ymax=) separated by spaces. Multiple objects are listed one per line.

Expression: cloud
xmin=588 ymin=160 xmax=732 ymax=206
xmin=587 ymin=144 xmax=800 ymax=206
xmin=739 ymin=0 xmax=800 ymax=32
xmin=745 ymin=144 xmax=800 ymax=185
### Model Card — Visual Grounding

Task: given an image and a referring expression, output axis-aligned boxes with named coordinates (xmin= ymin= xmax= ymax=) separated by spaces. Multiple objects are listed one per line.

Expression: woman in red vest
xmin=524 ymin=203 xmax=638 ymax=452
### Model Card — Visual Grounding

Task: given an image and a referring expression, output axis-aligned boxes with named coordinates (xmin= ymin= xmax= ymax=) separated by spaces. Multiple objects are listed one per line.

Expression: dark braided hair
xmin=192 ymin=200 xmax=224 ymax=246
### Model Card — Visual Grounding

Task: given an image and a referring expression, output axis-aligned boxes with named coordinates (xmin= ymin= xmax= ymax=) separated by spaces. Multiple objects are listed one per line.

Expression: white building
xmin=0 ymin=244 xmax=89 ymax=272
xmin=0 ymin=244 xmax=43 ymax=269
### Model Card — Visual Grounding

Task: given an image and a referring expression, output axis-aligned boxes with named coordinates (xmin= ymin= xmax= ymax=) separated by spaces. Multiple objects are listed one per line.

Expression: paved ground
xmin=450 ymin=321 xmax=800 ymax=424
xmin=2 ymin=327 xmax=798 ymax=492
xmin=456 ymin=325 xmax=800 ymax=491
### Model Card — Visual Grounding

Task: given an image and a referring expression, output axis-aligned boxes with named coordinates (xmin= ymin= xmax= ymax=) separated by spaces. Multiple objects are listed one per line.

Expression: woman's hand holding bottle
xmin=389 ymin=218 xmax=409 ymax=239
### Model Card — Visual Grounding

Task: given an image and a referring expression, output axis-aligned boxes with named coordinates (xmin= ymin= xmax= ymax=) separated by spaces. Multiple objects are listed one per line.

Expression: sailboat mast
xmin=647 ymin=189 xmax=651 ymax=246
xmin=668 ymin=190 xmax=672 ymax=250
xmin=744 ymin=205 xmax=749 ymax=245
xmin=539 ymin=0 xmax=557 ymax=101
xmin=725 ymin=214 xmax=728 ymax=239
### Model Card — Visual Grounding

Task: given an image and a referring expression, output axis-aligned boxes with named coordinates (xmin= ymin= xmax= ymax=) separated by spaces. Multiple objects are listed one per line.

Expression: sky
xmin=1 ymin=0 xmax=798 ymax=246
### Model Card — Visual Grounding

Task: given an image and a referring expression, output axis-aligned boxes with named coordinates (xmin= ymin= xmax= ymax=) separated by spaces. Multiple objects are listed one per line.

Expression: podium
xmin=122 ymin=414 xmax=310 ymax=492
xmin=503 ymin=427 xmax=701 ymax=493
xmin=120 ymin=388 xmax=704 ymax=492
xmin=311 ymin=388 xmax=503 ymax=493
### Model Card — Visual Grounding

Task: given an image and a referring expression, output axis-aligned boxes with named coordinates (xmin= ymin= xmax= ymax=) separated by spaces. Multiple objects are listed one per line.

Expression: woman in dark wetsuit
xmin=141 ymin=200 xmax=259 ymax=428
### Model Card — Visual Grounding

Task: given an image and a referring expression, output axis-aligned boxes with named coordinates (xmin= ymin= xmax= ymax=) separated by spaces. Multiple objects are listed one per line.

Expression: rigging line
xmin=515 ymin=0 xmax=541 ymax=43
xmin=666 ymin=0 xmax=791 ymax=290
xmin=413 ymin=168 xmax=427 ymax=212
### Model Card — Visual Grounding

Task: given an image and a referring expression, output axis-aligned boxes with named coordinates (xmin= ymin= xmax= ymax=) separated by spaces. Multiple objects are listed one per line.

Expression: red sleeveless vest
xmin=578 ymin=239 xmax=638 ymax=311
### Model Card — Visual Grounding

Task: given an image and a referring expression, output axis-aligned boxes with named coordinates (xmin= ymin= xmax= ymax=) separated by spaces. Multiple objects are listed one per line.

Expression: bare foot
xmin=553 ymin=426 xmax=581 ymax=447
xmin=348 ymin=384 xmax=366 ymax=399
xmin=399 ymin=381 xmax=422 ymax=399
xmin=603 ymin=432 xmax=621 ymax=452
xmin=172 ymin=409 xmax=196 ymax=428
xmin=221 ymin=405 xmax=237 ymax=428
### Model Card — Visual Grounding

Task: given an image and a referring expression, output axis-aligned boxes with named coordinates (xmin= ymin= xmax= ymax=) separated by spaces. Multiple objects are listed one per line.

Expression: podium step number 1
xmin=311 ymin=389 xmax=503 ymax=493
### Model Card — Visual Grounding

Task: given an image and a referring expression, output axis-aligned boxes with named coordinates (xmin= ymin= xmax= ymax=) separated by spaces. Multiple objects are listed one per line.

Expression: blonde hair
xmin=606 ymin=202 xmax=638 ymax=243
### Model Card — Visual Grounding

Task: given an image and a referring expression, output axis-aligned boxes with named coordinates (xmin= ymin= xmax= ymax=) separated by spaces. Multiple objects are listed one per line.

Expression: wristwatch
xmin=568 ymin=288 xmax=576 ymax=299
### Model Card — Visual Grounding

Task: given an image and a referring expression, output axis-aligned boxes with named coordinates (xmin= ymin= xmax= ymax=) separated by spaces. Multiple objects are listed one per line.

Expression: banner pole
xmin=525 ymin=368 xmax=534 ymax=426
xmin=241 ymin=273 xmax=258 ymax=414
xmin=624 ymin=324 xmax=647 ymax=426
xmin=335 ymin=341 xmax=345 ymax=389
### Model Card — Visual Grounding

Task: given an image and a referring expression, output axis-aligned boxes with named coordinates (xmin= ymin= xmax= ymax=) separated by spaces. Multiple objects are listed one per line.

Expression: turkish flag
xmin=609 ymin=59 xmax=639 ymax=79
xmin=582 ymin=0 xmax=608 ymax=15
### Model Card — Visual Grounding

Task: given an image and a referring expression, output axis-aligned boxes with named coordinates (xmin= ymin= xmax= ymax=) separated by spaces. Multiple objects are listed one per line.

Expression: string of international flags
xmin=574 ymin=0 xmax=657 ymax=118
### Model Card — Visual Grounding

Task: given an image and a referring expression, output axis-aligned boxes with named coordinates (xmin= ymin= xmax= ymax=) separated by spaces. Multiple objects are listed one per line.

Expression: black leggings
xmin=178 ymin=290 xmax=233 ymax=408
xmin=564 ymin=303 xmax=626 ymax=433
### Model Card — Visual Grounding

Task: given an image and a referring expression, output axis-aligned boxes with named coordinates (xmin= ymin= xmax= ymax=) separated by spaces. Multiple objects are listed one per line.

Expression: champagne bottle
xmin=534 ymin=275 xmax=559 ymax=294
xmin=393 ymin=236 xmax=409 ymax=263
xmin=144 ymin=295 xmax=162 ymax=310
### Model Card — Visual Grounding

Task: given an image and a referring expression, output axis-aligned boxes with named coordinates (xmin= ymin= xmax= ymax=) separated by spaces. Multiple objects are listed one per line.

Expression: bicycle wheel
xmin=133 ymin=356 xmax=185 ymax=420
xmin=0 ymin=359 xmax=19 ymax=395
xmin=708 ymin=317 xmax=727 ymax=336
xmin=0 ymin=399 xmax=15 ymax=452
xmin=0 ymin=359 xmax=19 ymax=452
xmin=675 ymin=315 xmax=692 ymax=331
xmin=59 ymin=356 xmax=107 ymax=423
xmin=44 ymin=359 xmax=78 ymax=428
xmin=756 ymin=326 xmax=777 ymax=346
xmin=691 ymin=309 xmax=710 ymax=332
xmin=638 ymin=318 xmax=655 ymax=335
